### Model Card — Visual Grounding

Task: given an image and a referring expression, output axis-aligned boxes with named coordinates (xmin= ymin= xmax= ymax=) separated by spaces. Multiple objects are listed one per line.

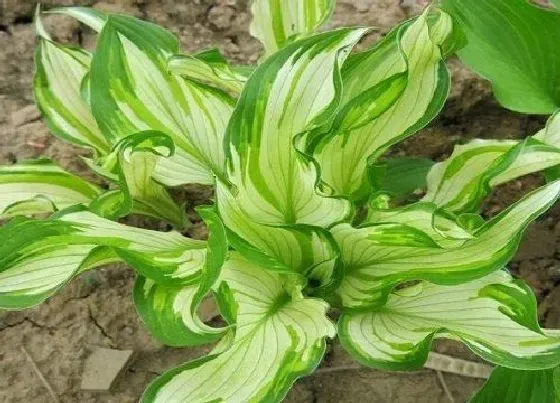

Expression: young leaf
xmin=91 ymin=14 xmax=235 ymax=185
xmin=336 ymin=180 xmax=560 ymax=308
xmin=0 ymin=208 xmax=209 ymax=309
xmin=34 ymin=37 xmax=109 ymax=153
xmin=142 ymin=253 xmax=335 ymax=403
xmin=249 ymin=0 xmax=335 ymax=56
xmin=339 ymin=271 xmax=560 ymax=371
xmin=312 ymin=9 xmax=452 ymax=198
xmin=441 ymin=0 xmax=560 ymax=114
xmin=168 ymin=49 xmax=248 ymax=96
xmin=134 ymin=207 xmax=228 ymax=346
xmin=98 ymin=131 xmax=187 ymax=228
xmin=471 ymin=365 xmax=560 ymax=403
xmin=0 ymin=159 xmax=100 ymax=219
xmin=224 ymin=28 xmax=367 ymax=227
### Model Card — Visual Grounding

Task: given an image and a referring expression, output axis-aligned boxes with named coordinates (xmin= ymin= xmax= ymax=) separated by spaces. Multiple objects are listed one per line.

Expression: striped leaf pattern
xmin=0 ymin=160 xmax=100 ymax=219
xmin=423 ymin=132 xmax=560 ymax=213
xmin=223 ymin=28 xmax=366 ymax=228
xmin=0 ymin=208 xmax=209 ymax=309
xmin=168 ymin=49 xmax=248 ymax=96
xmin=336 ymin=180 xmax=560 ymax=308
xmin=312 ymin=10 xmax=452 ymax=198
xmin=339 ymin=271 xmax=560 ymax=371
xmin=91 ymin=14 xmax=235 ymax=186
xmin=250 ymin=0 xmax=335 ymax=56
xmin=134 ymin=207 xmax=228 ymax=346
xmin=97 ymin=131 xmax=187 ymax=227
xmin=34 ymin=34 xmax=109 ymax=153
xmin=142 ymin=253 xmax=335 ymax=403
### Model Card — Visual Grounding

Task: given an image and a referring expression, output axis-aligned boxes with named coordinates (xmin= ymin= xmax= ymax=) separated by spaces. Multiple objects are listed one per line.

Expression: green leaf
xmin=249 ymin=0 xmax=335 ymax=56
xmin=0 ymin=159 xmax=100 ymax=219
xmin=369 ymin=157 xmax=434 ymax=198
xmin=168 ymin=49 xmax=248 ymax=96
xmin=471 ymin=365 xmax=560 ymax=403
xmin=441 ymin=0 xmax=560 ymax=114
xmin=91 ymin=14 xmax=235 ymax=185
xmin=134 ymin=206 xmax=228 ymax=346
xmin=0 ymin=207 xmax=209 ymax=309
xmin=312 ymin=9 xmax=452 ymax=198
xmin=34 ymin=38 xmax=109 ymax=153
xmin=141 ymin=253 xmax=335 ymax=403
xmin=336 ymin=180 xmax=560 ymax=308
xmin=423 ymin=136 xmax=560 ymax=213
xmin=339 ymin=271 xmax=560 ymax=371
xmin=224 ymin=28 xmax=367 ymax=228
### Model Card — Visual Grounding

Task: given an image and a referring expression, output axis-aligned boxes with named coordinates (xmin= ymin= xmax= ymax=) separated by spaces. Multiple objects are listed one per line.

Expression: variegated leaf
xmin=93 ymin=131 xmax=187 ymax=227
xmin=423 ymin=136 xmax=560 ymax=213
xmin=250 ymin=0 xmax=335 ymax=56
xmin=34 ymin=31 xmax=109 ymax=153
xmin=142 ymin=253 xmax=335 ymax=402
xmin=312 ymin=9 xmax=452 ymax=198
xmin=91 ymin=14 xmax=235 ymax=186
xmin=0 ymin=207 xmax=208 ymax=309
xmin=223 ymin=28 xmax=367 ymax=228
xmin=336 ymin=180 xmax=560 ymax=308
xmin=46 ymin=6 xmax=106 ymax=32
xmin=0 ymin=159 xmax=100 ymax=219
xmin=168 ymin=49 xmax=248 ymax=96
xmin=134 ymin=207 xmax=228 ymax=346
xmin=339 ymin=271 xmax=560 ymax=371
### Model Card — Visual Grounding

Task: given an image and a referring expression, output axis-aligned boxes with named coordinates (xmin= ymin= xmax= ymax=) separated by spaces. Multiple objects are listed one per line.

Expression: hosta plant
xmin=2 ymin=1 xmax=560 ymax=401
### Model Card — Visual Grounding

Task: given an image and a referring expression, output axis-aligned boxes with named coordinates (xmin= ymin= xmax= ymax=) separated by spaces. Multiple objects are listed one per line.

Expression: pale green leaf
xmin=339 ymin=271 xmax=560 ymax=371
xmin=0 ymin=159 xmax=100 ymax=219
xmin=34 ymin=38 xmax=109 ymax=153
xmin=91 ymin=15 xmax=234 ymax=186
xmin=142 ymin=253 xmax=335 ymax=403
xmin=250 ymin=0 xmax=335 ymax=56
xmin=46 ymin=6 xmax=106 ymax=32
xmin=441 ymin=0 xmax=560 ymax=114
xmin=336 ymin=180 xmax=560 ymax=308
xmin=224 ymin=28 xmax=367 ymax=228
xmin=312 ymin=9 xmax=452 ymax=198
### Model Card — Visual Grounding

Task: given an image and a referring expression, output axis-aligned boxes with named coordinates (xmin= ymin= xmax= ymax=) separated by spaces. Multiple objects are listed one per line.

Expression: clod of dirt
xmin=539 ymin=285 xmax=560 ymax=328
xmin=81 ymin=348 xmax=135 ymax=391
xmin=11 ymin=104 xmax=41 ymax=127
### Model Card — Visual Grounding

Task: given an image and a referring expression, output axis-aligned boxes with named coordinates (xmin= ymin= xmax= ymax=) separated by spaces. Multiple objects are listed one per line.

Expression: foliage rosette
xmin=0 ymin=1 xmax=559 ymax=402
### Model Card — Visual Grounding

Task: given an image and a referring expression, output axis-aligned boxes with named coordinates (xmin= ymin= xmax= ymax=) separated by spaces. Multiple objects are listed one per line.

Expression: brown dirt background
xmin=1 ymin=1 xmax=559 ymax=402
